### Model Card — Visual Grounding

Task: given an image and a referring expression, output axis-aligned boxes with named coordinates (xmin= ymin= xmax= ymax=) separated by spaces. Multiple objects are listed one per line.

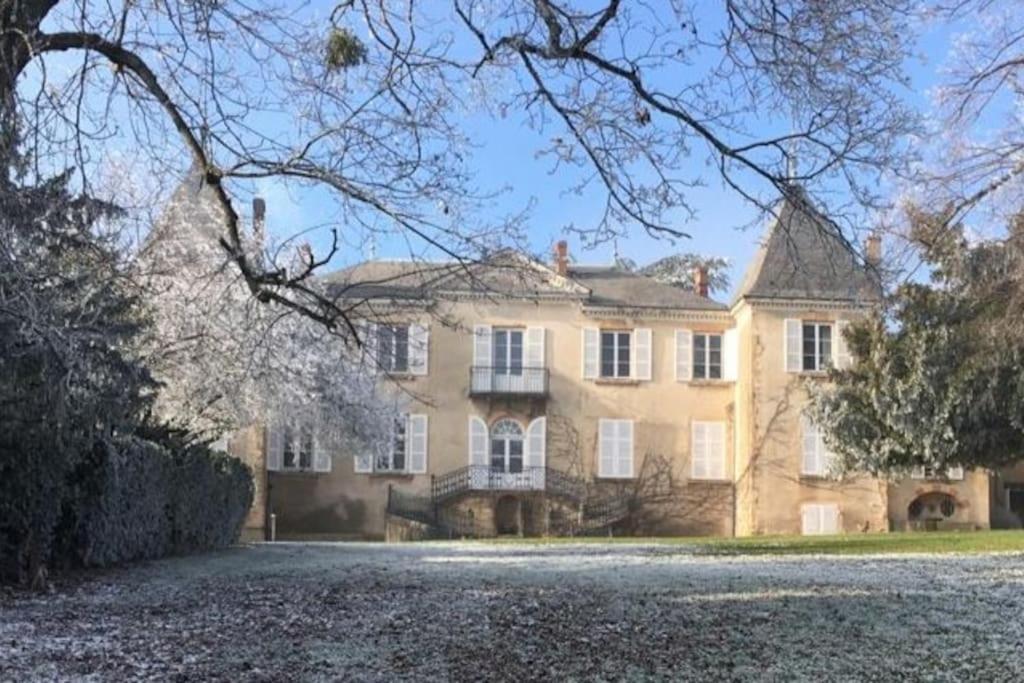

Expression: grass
xmin=477 ymin=530 xmax=1024 ymax=556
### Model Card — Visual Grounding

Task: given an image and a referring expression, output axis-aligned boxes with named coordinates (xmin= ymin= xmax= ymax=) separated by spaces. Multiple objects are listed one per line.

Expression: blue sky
xmin=247 ymin=6 xmax=959 ymax=302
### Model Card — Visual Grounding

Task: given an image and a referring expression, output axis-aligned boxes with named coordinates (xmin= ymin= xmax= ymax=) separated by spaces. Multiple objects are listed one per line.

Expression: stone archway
xmin=495 ymin=495 xmax=521 ymax=535
xmin=908 ymin=492 xmax=957 ymax=531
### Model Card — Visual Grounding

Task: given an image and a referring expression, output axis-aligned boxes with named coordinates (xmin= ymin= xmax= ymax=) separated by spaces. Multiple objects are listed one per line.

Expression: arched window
xmin=490 ymin=419 xmax=524 ymax=473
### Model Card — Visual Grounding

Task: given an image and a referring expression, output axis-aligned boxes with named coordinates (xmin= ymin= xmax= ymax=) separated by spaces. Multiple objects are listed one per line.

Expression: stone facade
xmin=229 ymin=197 xmax=1019 ymax=540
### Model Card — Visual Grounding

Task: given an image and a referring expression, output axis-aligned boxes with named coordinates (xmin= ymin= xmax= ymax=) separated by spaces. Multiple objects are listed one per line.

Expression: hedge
xmin=3 ymin=434 xmax=253 ymax=581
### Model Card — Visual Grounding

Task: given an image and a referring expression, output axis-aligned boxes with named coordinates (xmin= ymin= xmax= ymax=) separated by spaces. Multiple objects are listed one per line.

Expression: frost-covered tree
xmin=640 ymin=254 xmax=731 ymax=296
xmin=807 ymin=209 xmax=1024 ymax=474
xmin=139 ymin=172 xmax=399 ymax=451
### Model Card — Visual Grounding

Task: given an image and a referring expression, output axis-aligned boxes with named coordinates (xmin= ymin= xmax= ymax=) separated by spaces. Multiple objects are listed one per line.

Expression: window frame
xmin=281 ymin=422 xmax=315 ymax=472
xmin=376 ymin=324 xmax=411 ymax=373
xmin=376 ymin=415 xmax=409 ymax=473
xmin=600 ymin=330 xmax=632 ymax=379
xmin=801 ymin=321 xmax=833 ymax=373
xmin=692 ymin=333 xmax=724 ymax=380
xmin=492 ymin=328 xmax=525 ymax=376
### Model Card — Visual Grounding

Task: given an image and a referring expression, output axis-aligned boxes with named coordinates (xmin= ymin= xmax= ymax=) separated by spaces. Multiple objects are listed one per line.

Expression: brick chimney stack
xmin=694 ymin=266 xmax=709 ymax=298
xmin=865 ymin=232 xmax=882 ymax=267
xmin=554 ymin=240 xmax=569 ymax=276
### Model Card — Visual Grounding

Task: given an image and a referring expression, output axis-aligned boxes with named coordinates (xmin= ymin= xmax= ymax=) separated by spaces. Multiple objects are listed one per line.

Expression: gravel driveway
xmin=2 ymin=542 xmax=1023 ymax=681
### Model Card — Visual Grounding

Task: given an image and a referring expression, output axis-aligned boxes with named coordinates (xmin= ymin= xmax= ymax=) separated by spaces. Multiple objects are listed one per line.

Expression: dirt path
xmin=2 ymin=542 xmax=1023 ymax=681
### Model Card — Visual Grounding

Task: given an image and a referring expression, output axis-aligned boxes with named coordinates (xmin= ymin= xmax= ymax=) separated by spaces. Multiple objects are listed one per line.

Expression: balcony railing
xmin=433 ymin=465 xmax=548 ymax=501
xmin=469 ymin=366 xmax=549 ymax=395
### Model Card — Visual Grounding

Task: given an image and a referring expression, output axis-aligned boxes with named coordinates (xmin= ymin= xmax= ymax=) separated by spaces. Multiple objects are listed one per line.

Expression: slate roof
xmin=734 ymin=193 xmax=881 ymax=304
xmin=321 ymin=256 xmax=727 ymax=311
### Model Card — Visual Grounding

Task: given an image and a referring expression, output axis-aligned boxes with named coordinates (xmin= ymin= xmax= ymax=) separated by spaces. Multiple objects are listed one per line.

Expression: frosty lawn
xmin=3 ymin=540 xmax=1024 ymax=681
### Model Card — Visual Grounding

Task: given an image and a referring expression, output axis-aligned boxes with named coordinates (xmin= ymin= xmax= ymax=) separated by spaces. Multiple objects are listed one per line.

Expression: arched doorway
xmin=490 ymin=419 xmax=524 ymax=474
xmin=495 ymin=495 xmax=521 ymax=535
xmin=908 ymin=492 xmax=957 ymax=531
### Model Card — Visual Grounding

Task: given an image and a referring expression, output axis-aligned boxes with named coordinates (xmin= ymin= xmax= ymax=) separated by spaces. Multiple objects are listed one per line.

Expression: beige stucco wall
xmin=732 ymin=301 xmax=888 ymax=535
xmin=887 ymin=473 xmax=991 ymax=530
xmin=254 ymin=294 xmax=1000 ymax=539
xmin=268 ymin=297 xmax=737 ymax=538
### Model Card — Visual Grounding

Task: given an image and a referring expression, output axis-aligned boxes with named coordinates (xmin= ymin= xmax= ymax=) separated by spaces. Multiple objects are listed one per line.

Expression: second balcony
xmin=469 ymin=366 xmax=549 ymax=396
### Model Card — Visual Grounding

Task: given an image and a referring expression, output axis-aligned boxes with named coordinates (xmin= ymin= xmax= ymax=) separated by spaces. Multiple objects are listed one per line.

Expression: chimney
xmin=553 ymin=240 xmax=569 ymax=276
xmin=252 ymin=196 xmax=266 ymax=245
xmin=865 ymin=232 xmax=882 ymax=267
xmin=694 ymin=266 xmax=709 ymax=298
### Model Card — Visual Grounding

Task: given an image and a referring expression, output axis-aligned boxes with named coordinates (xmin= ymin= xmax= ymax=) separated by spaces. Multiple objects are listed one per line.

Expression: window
xmin=490 ymin=419 xmax=524 ymax=474
xmin=376 ymin=417 xmax=408 ymax=472
xmin=282 ymin=423 xmax=314 ymax=471
xmin=801 ymin=503 xmax=839 ymax=535
xmin=693 ymin=333 xmax=723 ymax=380
xmin=691 ymin=421 xmax=726 ymax=479
xmin=376 ymin=324 xmax=410 ymax=373
xmin=493 ymin=328 xmax=524 ymax=376
xmin=802 ymin=322 xmax=832 ymax=372
xmin=801 ymin=416 xmax=834 ymax=477
xmin=600 ymin=331 xmax=631 ymax=378
xmin=598 ymin=419 xmax=634 ymax=478
xmin=911 ymin=466 xmax=965 ymax=481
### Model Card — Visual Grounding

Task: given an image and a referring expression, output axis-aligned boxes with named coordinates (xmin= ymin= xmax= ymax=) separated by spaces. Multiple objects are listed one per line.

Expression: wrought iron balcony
xmin=469 ymin=366 xmax=549 ymax=396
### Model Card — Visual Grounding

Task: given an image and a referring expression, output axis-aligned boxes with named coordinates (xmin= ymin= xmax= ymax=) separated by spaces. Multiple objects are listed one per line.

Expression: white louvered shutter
xmin=784 ymin=318 xmax=802 ymax=373
xmin=525 ymin=327 xmax=546 ymax=368
xmin=598 ymin=419 xmax=616 ymax=477
xmin=362 ymin=322 xmax=379 ymax=372
xmin=801 ymin=415 xmax=819 ymax=475
xmin=582 ymin=327 xmax=600 ymax=379
xmin=723 ymin=328 xmax=738 ymax=381
xmin=313 ymin=428 xmax=332 ymax=473
xmin=802 ymin=505 xmax=821 ymax=535
xmin=834 ymin=320 xmax=851 ymax=370
xmin=468 ymin=416 xmax=488 ymax=466
xmin=675 ymin=330 xmax=692 ymax=381
xmin=633 ymin=328 xmax=652 ymax=380
xmin=266 ymin=424 xmax=284 ymax=471
xmin=409 ymin=324 xmax=429 ymax=376
xmin=408 ymin=414 xmax=428 ymax=473
xmin=473 ymin=325 xmax=492 ymax=366
xmin=691 ymin=422 xmax=707 ymax=479
xmin=354 ymin=451 xmax=373 ymax=473
xmin=947 ymin=466 xmax=965 ymax=481
xmin=619 ymin=420 xmax=634 ymax=477
xmin=707 ymin=422 xmax=725 ymax=479
xmin=526 ymin=417 xmax=546 ymax=468
xmin=823 ymin=505 xmax=840 ymax=534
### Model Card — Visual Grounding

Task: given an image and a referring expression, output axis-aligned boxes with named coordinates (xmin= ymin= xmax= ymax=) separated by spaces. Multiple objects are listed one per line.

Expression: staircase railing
xmin=390 ymin=464 xmax=633 ymax=536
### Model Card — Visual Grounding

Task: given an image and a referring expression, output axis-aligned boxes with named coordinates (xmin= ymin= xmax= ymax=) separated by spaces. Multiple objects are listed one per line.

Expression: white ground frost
xmin=1 ymin=542 xmax=1023 ymax=681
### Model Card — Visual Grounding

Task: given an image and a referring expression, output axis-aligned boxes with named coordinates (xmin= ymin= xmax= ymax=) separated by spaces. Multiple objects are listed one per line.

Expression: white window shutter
xmin=407 ymin=414 xmax=428 ymax=473
xmin=266 ymin=424 xmax=284 ymax=471
xmin=525 ymin=417 xmax=546 ymax=468
xmin=525 ymin=327 xmax=546 ymax=368
xmin=723 ymin=328 xmax=738 ymax=381
xmin=409 ymin=324 xmax=429 ymax=376
xmin=824 ymin=505 xmax=840 ymax=534
xmin=947 ymin=466 xmax=965 ymax=481
xmin=619 ymin=420 xmax=634 ymax=477
xmin=582 ymin=327 xmax=599 ymax=379
xmin=633 ymin=328 xmax=652 ymax=380
xmin=801 ymin=415 xmax=818 ymax=475
xmin=708 ymin=422 xmax=726 ymax=479
xmin=313 ymin=428 xmax=332 ymax=473
xmin=691 ymin=422 xmax=706 ymax=479
xmin=598 ymin=419 xmax=616 ymax=477
xmin=362 ymin=322 xmax=379 ymax=371
xmin=784 ymin=318 xmax=802 ymax=373
xmin=675 ymin=330 xmax=693 ymax=381
xmin=468 ymin=416 xmax=488 ymax=466
xmin=802 ymin=505 xmax=821 ymax=535
xmin=834 ymin=320 xmax=852 ymax=369
xmin=473 ymin=325 xmax=492 ymax=367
